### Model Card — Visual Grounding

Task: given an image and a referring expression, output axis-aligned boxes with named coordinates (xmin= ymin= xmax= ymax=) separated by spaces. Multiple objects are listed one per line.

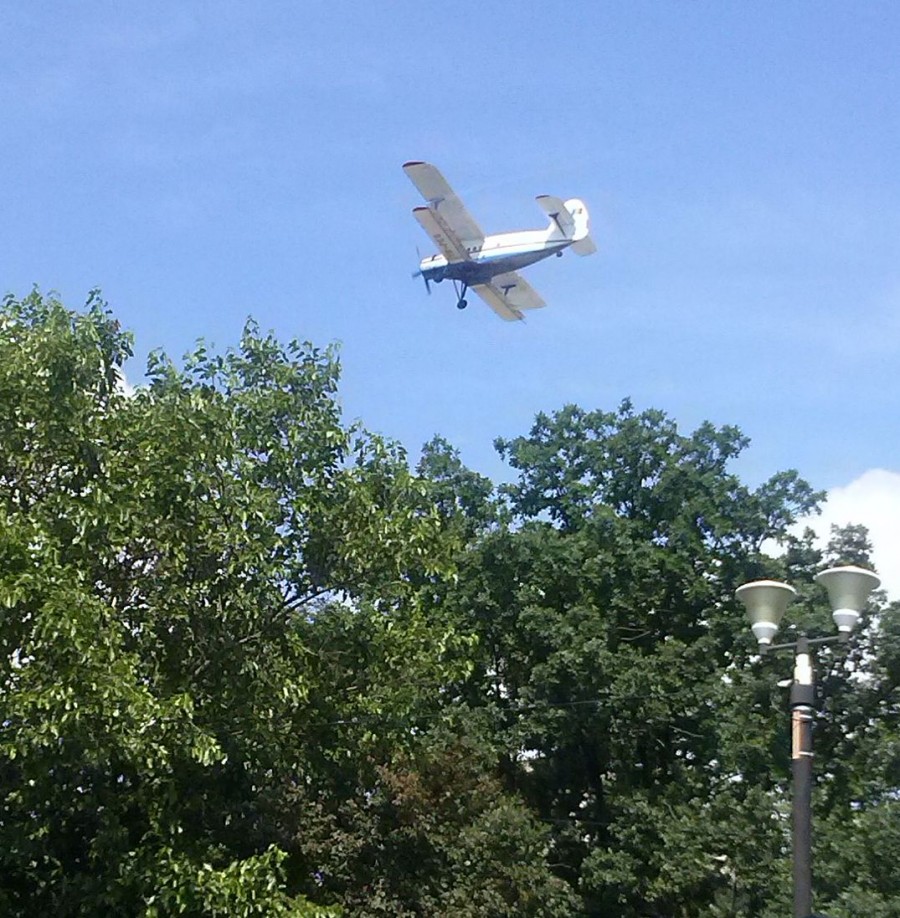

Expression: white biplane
xmin=404 ymin=160 xmax=596 ymax=321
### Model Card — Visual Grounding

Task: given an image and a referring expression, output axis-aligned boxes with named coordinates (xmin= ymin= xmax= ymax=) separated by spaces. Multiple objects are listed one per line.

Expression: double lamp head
xmin=736 ymin=566 xmax=881 ymax=651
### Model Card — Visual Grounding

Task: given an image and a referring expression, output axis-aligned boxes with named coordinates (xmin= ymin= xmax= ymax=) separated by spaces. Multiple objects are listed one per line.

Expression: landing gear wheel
xmin=452 ymin=280 xmax=469 ymax=311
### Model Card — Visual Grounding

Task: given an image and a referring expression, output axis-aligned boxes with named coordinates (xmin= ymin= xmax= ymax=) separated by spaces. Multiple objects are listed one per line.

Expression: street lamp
xmin=735 ymin=566 xmax=880 ymax=918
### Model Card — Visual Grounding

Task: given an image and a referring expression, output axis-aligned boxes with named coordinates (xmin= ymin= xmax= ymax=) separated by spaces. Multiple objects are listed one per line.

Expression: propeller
xmin=412 ymin=246 xmax=431 ymax=294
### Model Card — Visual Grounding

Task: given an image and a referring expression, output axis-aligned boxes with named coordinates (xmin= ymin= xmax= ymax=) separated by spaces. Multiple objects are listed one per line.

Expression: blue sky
xmin=3 ymin=2 xmax=899 ymax=588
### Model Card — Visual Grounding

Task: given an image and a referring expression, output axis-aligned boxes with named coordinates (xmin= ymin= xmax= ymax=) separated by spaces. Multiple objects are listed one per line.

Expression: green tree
xmin=423 ymin=402 xmax=837 ymax=916
xmin=0 ymin=290 xmax=451 ymax=915
xmin=806 ymin=528 xmax=900 ymax=917
xmin=274 ymin=713 xmax=579 ymax=917
xmin=0 ymin=290 xmax=579 ymax=917
xmin=5 ymin=291 xmax=898 ymax=916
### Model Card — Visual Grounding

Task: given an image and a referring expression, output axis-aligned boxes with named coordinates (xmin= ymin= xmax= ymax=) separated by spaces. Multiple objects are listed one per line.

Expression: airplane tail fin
xmin=564 ymin=198 xmax=597 ymax=255
xmin=535 ymin=195 xmax=597 ymax=255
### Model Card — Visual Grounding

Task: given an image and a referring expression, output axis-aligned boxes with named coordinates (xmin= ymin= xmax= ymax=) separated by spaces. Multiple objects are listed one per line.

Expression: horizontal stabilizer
xmin=544 ymin=197 xmax=595 ymax=255
xmin=570 ymin=235 xmax=597 ymax=256
xmin=536 ymin=195 xmax=575 ymax=238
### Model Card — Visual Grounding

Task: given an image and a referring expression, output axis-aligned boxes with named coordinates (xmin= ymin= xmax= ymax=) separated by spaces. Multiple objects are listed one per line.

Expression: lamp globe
xmin=735 ymin=580 xmax=797 ymax=648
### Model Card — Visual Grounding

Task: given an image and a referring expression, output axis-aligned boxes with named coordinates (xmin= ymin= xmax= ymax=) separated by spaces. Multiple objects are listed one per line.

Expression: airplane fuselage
xmin=418 ymin=229 xmax=570 ymax=287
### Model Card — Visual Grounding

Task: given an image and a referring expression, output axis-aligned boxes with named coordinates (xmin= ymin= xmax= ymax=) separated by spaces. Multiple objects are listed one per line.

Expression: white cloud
xmin=115 ymin=367 xmax=136 ymax=398
xmin=800 ymin=469 xmax=900 ymax=601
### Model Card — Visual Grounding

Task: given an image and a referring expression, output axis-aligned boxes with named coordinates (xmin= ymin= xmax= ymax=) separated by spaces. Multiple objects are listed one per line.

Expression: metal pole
xmin=790 ymin=637 xmax=814 ymax=918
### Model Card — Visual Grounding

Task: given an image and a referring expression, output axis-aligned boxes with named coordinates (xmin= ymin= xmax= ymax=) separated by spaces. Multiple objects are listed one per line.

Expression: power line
xmin=318 ymin=691 xmax=713 ymax=729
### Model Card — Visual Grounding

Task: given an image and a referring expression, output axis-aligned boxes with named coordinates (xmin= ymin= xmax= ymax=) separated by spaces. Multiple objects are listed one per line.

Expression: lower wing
xmin=472 ymin=272 xmax=546 ymax=322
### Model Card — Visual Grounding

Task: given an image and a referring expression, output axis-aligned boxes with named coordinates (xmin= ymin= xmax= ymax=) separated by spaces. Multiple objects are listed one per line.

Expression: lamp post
xmin=735 ymin=566 xmax=880 ymax=918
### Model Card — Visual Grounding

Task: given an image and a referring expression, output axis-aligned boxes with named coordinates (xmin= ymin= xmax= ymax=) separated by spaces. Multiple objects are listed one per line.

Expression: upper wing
xmin=403 ymin=161 xmax=485 ymax=253
xmin=472 ymin=271 xmax=546 ymax=322
xmin=412 ymin=206 xmax=470 ymax=263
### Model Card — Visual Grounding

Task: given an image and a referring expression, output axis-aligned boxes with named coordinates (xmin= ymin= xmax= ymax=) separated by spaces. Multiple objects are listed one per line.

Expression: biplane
xmin=404 ymin=160 xmax=596 ymax=321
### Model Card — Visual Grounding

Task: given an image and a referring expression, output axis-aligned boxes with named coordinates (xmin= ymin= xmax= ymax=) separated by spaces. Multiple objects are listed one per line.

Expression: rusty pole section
xmin=790 ymin=637 xmax=814 ymax=918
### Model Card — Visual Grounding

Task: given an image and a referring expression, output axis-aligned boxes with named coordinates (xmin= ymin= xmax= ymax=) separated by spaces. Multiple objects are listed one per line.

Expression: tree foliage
xmin=420 ymin=404 xmax=898 ymax=917
xmin=2 ymin=291 xmax=898 ymax=916
xmin=0 ymin=290 xmax=451 ymax=915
